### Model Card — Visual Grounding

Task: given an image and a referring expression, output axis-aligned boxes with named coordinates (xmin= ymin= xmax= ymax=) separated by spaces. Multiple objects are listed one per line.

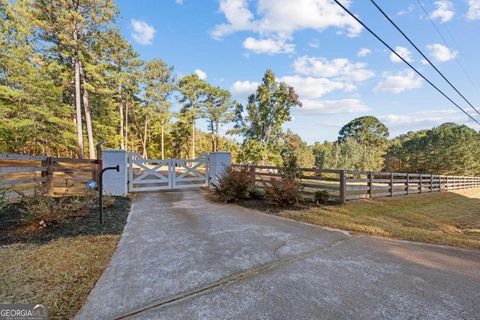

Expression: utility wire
xmin=417 ymin=0 xmax=480 ymax=97
xmin=329 ymin=0 xmax=480 ymax=126
xmin=369 ymin=0 xmax=480 ymax=118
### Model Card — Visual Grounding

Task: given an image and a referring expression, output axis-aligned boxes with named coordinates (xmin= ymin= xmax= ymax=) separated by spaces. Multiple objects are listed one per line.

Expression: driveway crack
xmin=114 ymin=235 xmax=354 ymax=320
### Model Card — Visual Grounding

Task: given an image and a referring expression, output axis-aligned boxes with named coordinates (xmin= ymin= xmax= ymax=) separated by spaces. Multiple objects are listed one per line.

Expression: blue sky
xmin=115 ymin=0 xmax=480 ymax=144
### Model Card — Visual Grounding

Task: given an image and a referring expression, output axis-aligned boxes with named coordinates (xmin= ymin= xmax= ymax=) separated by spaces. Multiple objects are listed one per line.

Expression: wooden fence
xmin=0 ymin=154 xmax=101 ymax=198
xmin=233 ymin=165 xmax=480 ymax=204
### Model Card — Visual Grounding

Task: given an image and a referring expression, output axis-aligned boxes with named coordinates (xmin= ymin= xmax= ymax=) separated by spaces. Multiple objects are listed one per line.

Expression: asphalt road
xmin=76 ymin=190 xmax=480 ymax=320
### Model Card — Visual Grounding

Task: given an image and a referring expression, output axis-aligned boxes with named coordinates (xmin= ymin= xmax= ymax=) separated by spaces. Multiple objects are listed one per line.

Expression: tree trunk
xmin=80 ymin=64 xmax=95 ymax=159
xmin=191 ymin=121 xmax=195 ymax=159
xmin=82 ymin=87 xmax=95 ymax=159
xmin=74 ymin=57 xmax=84 ymax=158
xmin=142 ymin=116 xmax=148 ymax=158
xmin=119 ymin=84 xmax=125 ymax=150
xmin=125 ymin=100 xmax=129 ymax=150
xmin=161 ymin=124 xmax=165 ymax=160
xmin=214 ymin=121 xmax=219 ymax=152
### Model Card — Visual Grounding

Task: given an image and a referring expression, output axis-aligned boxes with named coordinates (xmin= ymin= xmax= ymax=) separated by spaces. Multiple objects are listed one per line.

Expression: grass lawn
xmin=278 ymin=188 xmax=480 ymax=249
xmin=0 ymin=196 xmax=130 ymax=320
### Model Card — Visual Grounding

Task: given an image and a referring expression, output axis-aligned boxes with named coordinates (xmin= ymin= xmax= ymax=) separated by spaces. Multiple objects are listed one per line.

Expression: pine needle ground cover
xmin=0 ymin=196 xmax=130 ymax=320
xmin=279 ymin=188 xmax=480 ymax=249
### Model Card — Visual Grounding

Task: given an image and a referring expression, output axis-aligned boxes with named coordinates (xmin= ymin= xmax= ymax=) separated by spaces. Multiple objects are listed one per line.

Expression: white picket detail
xmin=128 ymin=152 xmax=209 ymax=192
xmin=172 ymin=153 xmax=209 ymax=189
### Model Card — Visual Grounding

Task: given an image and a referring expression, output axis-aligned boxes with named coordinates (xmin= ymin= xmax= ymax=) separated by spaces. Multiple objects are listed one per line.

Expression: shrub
xmin=280 ymin=148 xmax=303 ymax=180
xmin=264 ymin=177 xmax=302 ymax=207
xmin=214 ymin=165 xmax=255 ymax=202
xmin=17 ymin=189 xmax=95 ymax=226
xmin=314 ymin=190 xmax=330 ymax=204
xmin=249 ymin=186 xmax=266 ymax=200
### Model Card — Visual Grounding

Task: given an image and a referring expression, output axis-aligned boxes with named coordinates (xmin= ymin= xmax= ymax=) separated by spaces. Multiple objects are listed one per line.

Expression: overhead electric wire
xmin=329 ymin=0 xmax=480 ymax=126
xmin=416 ymin=0 xmax=480 ymax=97
xmin=369 ymin=0 xmax=480 ymax=117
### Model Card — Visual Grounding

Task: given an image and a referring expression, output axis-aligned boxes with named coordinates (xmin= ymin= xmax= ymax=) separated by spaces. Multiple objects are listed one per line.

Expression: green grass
xmin=279 ymin=188 xmax=480 ymax=249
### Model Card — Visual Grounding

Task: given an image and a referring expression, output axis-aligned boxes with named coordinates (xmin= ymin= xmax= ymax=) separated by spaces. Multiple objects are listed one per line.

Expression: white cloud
xmin=300 ymin=98 xmax=369 ymax=114
xmin=390 ymin=46 xmax=414 ymax=63
xmin=426 ymin=43 xmax=458 ymax=62
xmin=293 ymin=56 xmax=374 ymax=82
xmin=211 ymin=0 xmax=255 ymax=39
xmin=357 ymin=48 xmax=372 ymax=57
xmin=131 ymin=19 xmax=156 ymax=45
xmin=467 ymin=0 xmax=480 ymax=20
xmin=194 ymin=69 xmax=207 ymax=80
xmin=243 ymin=37 xmax=295 ymax=54
xmin=397 ymin=5 xmax=415 ymax=16
xmin=430 ymin=0 xmax=455 ymax=23
xmin=380 ymin=109 xmax=471 ymax=129
xmin=231 ymin=80 xmax=259 ymax=98
xmin=279 ymin=75 xmax=354 ymax=99
xmin=175 ymin=0 xmax=183 ymax=4
xmin=211 ymin=0 xmax=363 ymax=53
xmin=375 ymin=69 xmax=422 ymax=94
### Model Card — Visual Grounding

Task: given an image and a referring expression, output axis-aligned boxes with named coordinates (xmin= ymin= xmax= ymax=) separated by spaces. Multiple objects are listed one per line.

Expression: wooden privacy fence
xmin=0 ymin=154 xmax=102 ymax=198
xmin=233 ymin=165 xmax=480 ymax=204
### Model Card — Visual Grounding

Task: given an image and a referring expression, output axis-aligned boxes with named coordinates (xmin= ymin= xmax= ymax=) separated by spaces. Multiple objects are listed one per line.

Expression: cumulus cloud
xmin=194 ymin=69 xmax=207 ymax=80
xmin=292 ymin=56 xmax=374 ymax=82
xmin=243 ymin=37 xmax=295 ymax=54
xmin=467 ymin=0 xmax=480 ymax=20
xmin=426 ymin=43 xmax=458 ymax=62
xmin=230 ymin=80 xmax=259 ymax=98
xmin=131 ymin=19 xmax=156 ymax=45
xmin=390 ymin=46 xmax=414 ymax=63
xmin=379 ymin=109 xmax=474 ymax=132
xmin=211 ymin=0 xmax=362 ymax=54
xmin=357 ymin=48 xmax=372 ymax=57
xmin=430 ymin=0 xmax=455 ymax=23
xmin=374 ymin=69 xmax=422 ymax=94
xmin=279 ymin=75 xmax=354 ymax=99
xmin=300 ymin=98 xmax=369 ymax=114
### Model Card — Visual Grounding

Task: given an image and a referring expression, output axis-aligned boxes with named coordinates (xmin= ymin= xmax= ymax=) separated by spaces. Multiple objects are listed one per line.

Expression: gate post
xmin=209 ymin=152 xmax=231 ymax=188
xmin=102 ymin=149 xmax=128 ymax=196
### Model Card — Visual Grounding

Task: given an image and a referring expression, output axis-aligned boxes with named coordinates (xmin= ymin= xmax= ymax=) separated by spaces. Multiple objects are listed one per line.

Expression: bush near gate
xmin=264 ymin=178 xmax=302 ymax=207
xmin=214 ymin=165 xmax=255 ymax=202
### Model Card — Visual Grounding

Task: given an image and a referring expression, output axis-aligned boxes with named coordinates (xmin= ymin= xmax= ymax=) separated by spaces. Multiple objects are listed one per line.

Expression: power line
xmin=417 ymin=0 xmax=480 ymax=96
xmin=369 ymin=0 xmax=480 ymax=118
xmin=329 ymin=0 xmax=480 ymax=126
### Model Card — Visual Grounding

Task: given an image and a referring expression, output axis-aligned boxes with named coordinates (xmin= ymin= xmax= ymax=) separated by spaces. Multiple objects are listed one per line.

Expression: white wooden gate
xmin=128 ymin=152 xmax=209 ymax=192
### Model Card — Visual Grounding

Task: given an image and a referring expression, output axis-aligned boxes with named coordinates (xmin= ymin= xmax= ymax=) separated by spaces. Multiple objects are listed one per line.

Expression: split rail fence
xmin=0 ymin=153 xmax=101 ymax=198
xmin=234 ymin=165 xmax=480 ymax=204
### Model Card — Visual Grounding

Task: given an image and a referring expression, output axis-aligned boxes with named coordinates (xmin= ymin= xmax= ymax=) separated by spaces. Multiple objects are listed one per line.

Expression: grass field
xmin=279 ymin=188 xmax=480 ymax=249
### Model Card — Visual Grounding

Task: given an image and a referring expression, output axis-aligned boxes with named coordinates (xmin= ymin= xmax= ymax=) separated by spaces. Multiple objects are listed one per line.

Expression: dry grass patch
xmin=278 ymin=188 xmax=480 ymax=249
xmin=0 ymin=236 xmax=119 ymax=320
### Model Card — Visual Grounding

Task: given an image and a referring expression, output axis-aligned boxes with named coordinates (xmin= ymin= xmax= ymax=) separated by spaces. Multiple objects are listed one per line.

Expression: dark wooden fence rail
xmin=0 ymin=153 xmax=101 ymax=198
xmin=233 ymin=164 xmax=480 ymax=204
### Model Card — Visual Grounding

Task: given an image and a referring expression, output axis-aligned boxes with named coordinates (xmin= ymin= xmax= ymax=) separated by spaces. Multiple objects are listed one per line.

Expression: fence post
xmin=430 ymin=174 xmax=433 ymax=192
xmin=368 ymin=171 xmax=373 ymax=198
xmin=339 ymin=170 xmax=346 ymax=204
xmin=419 ymin=174 xmax=423 ymax=193
xmin=390 ymin=172 xmax=394 ymax=197
xmin=45 ymin=157 xmax=54 ymax=196
xmin=406 ymin=173 xmax=410 ymax=195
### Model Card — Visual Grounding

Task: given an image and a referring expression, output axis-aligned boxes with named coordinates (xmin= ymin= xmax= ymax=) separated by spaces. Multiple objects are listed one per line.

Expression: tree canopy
xmin=338 ymin=116 xmax=389 ymax=147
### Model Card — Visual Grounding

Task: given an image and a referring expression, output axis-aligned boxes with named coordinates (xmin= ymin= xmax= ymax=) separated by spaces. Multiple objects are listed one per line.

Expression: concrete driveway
xmin=76 ymin=190 xmax=480 ymax=320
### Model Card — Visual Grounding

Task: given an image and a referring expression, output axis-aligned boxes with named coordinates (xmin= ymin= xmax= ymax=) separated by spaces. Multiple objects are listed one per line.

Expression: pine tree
xmin=30 ymin=0 xmax=118 ymax=158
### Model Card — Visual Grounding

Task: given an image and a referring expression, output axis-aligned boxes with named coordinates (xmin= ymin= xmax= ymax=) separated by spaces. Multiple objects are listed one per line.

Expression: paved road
xmin=76 ymin=190 xmax=480 ymax=320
